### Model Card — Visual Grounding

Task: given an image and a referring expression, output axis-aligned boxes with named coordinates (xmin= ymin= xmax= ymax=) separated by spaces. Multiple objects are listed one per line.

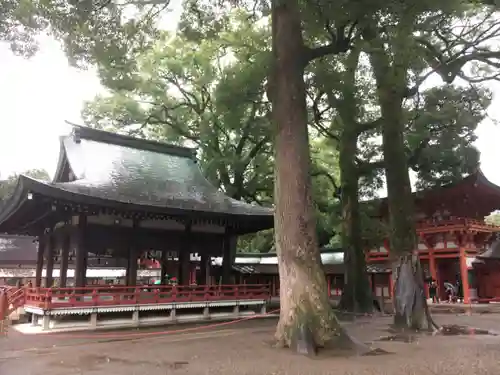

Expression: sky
xmin=1 ymin=13 xmax=500 ymax=189
xmin=0 ymin=37 xmax=102 ymax=179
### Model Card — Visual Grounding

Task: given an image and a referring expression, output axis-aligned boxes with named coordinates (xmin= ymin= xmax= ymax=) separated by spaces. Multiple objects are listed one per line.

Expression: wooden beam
xmin=35 ymin=236 xmax=45 ymax=288
xmin=177 ymin=222 xmax=192 ymax=286
xmin=74 ymin=214 xmax=88 ymax=288
xmin=45 ymin=233 xmax=54 ymax=288
xmin=126 ymin=219 xmax=140 ymax=286
xmin=222 ymin=233 xmax=236 ymax=284
xmin=59 ymin=228 xmax=71 ymax=288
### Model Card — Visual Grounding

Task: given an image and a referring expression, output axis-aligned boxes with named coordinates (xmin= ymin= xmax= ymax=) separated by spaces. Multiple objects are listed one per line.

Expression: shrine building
xmin=0 ymin=126 xmax=273 ymax=330
xmin=0 ymin=125 xmax=273 ymax=288
xmin=367 ymin=169 xmax=500 ymax=303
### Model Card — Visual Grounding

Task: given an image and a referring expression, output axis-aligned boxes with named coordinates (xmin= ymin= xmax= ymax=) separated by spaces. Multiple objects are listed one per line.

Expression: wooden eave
xmin=0 ymin=176 xmax=273 ymax=235
xmin=378 ymin=169 xmax=500 ymax=219
xmin=0 ymin=126 xmax=274 ymax=235
xmin=416 ymin=218 xmax=500 ymax=235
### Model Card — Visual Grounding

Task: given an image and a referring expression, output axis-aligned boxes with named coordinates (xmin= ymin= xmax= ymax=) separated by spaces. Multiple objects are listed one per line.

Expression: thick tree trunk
xmin=392 ymin=252 xmax=430 ymax=329
xmin=338 ymin=128 xmax=373 ymax=314
xmin=271 ymin=0 xmax=353 ymax=351
xmin=380 ymin=94 xmax=432 ymax=330
xmin=364 ymin=28 xmax=435 ymax=330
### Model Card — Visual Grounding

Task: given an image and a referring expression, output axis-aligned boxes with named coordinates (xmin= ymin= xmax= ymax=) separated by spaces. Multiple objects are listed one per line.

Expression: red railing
xmin=0 ymin=286 xmax=26 ymax=322
xmin=24 ymin=284 xmax=270 ymax=310
xmin=7 ymin=288 xmax=25 ymax=312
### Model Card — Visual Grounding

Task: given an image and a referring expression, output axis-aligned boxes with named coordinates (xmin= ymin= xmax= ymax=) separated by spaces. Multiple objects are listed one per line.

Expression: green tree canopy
xmin=0 ymin=168 xmax=50 ymax=201
xmin=82 ymin=9 xmax=342 ymax=252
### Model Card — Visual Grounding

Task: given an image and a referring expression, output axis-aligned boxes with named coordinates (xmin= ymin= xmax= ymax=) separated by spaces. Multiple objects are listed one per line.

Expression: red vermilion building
xmin=367 ymin=169 xmax=500 ymax=303
xmin=471 ymin=240 xmax=500 ymax=301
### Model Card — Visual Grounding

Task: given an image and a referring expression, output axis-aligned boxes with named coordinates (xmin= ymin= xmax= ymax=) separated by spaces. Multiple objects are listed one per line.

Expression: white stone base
xmin=21 ymin=299 xmax=270 ymax=333
xmin=13 ymin=311 xmax=277 ymax=335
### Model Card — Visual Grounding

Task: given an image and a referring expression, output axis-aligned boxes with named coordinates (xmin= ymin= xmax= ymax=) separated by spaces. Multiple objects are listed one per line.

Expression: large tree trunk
xmin=338 ymin=127 xmax=373 ymax=314
xmin=270 ymin=0 xmax=349 ymax=351
xmin=365 ymin=29 xmax=434 ymax=330
xmin=380 ymin=93 xmax=432 ymax=330
xmin=335 ymin=46 xmax=373 ymax=314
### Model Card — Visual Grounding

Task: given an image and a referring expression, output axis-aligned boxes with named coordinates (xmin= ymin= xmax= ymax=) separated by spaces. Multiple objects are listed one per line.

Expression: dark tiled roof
xmin=0 ymin=235 xmax=37 ymax=265
xmin=0 ymin=126 xmax=273 ymax=234
xmin=477 ymin=240 xmax=500 ymax=260
xmin=50 ymin=126 xmax=273 ymax=217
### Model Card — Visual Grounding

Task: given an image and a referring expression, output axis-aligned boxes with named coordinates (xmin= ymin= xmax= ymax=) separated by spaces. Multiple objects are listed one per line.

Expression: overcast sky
xmin=0 ymin=10 xmax=500 ymax=191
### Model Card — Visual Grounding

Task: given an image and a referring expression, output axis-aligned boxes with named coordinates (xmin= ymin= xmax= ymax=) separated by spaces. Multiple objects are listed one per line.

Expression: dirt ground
xmin=1 ymin=313 xmax=500 ymax=375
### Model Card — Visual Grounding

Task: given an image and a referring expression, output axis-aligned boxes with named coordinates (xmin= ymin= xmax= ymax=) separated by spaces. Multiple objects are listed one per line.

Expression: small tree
xmin=0 ymin=169 xmax=50 ymax=201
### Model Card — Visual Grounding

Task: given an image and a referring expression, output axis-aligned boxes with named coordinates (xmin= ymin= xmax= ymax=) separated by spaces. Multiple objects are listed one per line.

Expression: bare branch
xmin=310 ymin=91 xmax=339 ymax=141
xmin=304 ymin=23 xmax=356 ymax=63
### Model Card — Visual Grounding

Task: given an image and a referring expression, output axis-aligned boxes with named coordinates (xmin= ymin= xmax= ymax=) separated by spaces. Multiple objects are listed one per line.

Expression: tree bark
xmin=271 ymin=0 xmax=347 ymax=350
xmin=334 ymin=47 xmax=373 ymax=314
xmin=379 ymin=85 xmax=430 ymax=330
xmin=338 ymin=127 xmax=373 ymax=314
xmin=365 ymin=28 xmax=435 ymax=331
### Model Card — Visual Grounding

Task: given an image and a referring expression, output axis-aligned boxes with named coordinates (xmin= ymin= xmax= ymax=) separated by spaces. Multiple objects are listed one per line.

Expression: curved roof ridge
xmin=70 ymin=124 xmax=197 ymax=159
xmin=475 ymin=168 xmax=500 ymax=192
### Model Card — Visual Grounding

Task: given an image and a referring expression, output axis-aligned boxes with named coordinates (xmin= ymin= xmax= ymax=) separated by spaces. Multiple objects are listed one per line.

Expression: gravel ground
xmin=1 ymin=313 xmax=499 ymax=375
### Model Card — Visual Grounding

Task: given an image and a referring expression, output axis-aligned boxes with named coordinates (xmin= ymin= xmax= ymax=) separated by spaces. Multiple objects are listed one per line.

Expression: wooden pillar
xmin=427 ymin=250 xmax=438 ymax=299
xmin=178 ymin=252 xmax=191 ymax=285
xmin=35 ymin=236 xmax=45 ymax=287
xmin=178 ymin=222 xmax=192 ymax=286
xmin=177 ymin=250 xmax=184 ymax=285
xmin=126 ymin=220 xmax=139 ymax=286
xmin=127 ymin=248 xmax=138 ymax=286
xmin=198 ymin=252 xmax=210 ymax=285
xmin=160 ymin=250 xmax=168 ymax=285
xmin=74 ymin=214 xmax=88 ymax=288
xmin=45 ymin=233 xmax=55 ymax=288
xmin=429 ymin=251 xmax=438 ymax=282
xmin=388 ymin=273 xmax=394 ymax=299
xmin=459 ymin=247 xmax=470 ymax=303
xmin=126 ymin=251 xmax=138 ymax=286
xmin=59 ymin=230 xmax=71 ymax=288
xmin=222 ymin=233 xmax=235 ymax=285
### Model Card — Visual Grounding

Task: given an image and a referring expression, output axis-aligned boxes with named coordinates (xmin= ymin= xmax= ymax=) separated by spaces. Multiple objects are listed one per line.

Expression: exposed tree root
xmin=438 ymin=324 xmax=497 ymax=336
xmin=379 ymin=323 xmax=497 ymax=344
xmin=392 ymin=252 xmax=441 ymax=333
xmin=287 ymin=321 xmax=388 ymax=357
xmin=323 ymin=327 xmax=385 ymax=356
xmin=417 ymin=261 xmax=441 ymax=332
xmin=278 ymin=307 xmax=387 ymax=357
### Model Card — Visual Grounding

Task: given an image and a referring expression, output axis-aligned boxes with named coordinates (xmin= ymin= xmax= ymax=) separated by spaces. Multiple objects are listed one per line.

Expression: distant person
xmin=429 ymin=280 xmax=438 ymax=303
xmin=444 ymin=282 xmax=456 ymax=303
